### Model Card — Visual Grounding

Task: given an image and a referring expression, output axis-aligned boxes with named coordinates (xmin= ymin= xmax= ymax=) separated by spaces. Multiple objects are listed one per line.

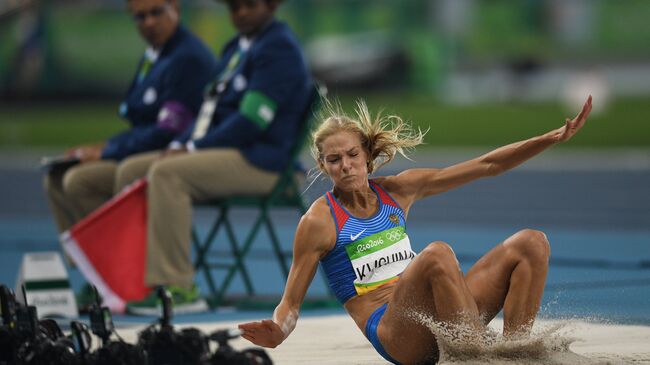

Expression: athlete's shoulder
xmin=302 ymin=196 xmax=331 ymax=224
xmin=299 ymin=197 xmax=335 ymax=234
xmin=295 ymin=196 xmax=336 ymax=254
xmin=370 ymin=176 xmax=399 ymax=193
xmin=370 ymin=175 xmax=410 ymax=209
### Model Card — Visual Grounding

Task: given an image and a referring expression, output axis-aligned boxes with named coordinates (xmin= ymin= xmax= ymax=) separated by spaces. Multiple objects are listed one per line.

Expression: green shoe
xmin=126 ymin=285 xmax=208 ymax=316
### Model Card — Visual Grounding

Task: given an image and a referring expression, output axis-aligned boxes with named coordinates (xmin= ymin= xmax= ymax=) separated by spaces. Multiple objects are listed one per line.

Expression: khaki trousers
xmin=43 ymin=154 xmax=160 ymax=233
xmin=43 ymin=160 xmax=117 ymax=232
xmin=144 ymin=148 xmax=279 ymax=289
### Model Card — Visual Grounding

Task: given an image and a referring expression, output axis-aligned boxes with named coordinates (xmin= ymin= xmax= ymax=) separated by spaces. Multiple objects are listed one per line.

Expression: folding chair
xmin=192 ymin=85 xmax=324 ymax=304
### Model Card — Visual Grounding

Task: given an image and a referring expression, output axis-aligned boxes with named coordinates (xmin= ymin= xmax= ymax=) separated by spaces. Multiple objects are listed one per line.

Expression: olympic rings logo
xmin=386 ymin=230 xmax=402 ymax=241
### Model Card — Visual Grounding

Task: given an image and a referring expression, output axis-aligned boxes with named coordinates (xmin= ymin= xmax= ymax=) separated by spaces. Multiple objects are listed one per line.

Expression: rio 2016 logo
xmin=356 ymin=238 xmax=384 ymax=253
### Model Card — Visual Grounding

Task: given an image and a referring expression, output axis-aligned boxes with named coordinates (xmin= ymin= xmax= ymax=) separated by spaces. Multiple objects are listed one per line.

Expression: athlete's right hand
xmin=238 ymin=319 xmax=285 ymax=348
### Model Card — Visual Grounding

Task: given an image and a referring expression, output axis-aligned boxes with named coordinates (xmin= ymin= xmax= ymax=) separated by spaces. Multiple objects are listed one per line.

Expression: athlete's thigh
xmin=464 ymin=241 xmax=515 ymax=324
xmin=150 ymin=148 xmax=279 ymax=201
xmin=379 ymin=257 xmax=440 ymax=363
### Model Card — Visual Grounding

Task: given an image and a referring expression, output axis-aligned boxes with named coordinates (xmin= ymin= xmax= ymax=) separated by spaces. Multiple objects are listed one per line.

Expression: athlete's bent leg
xmin=379 ymin=241 xmax=483 ymax=364
xmin=465 ymin=229 xmax=550 ymax=336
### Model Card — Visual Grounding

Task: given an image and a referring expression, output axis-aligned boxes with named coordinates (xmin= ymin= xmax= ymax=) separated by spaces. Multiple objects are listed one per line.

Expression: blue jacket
xmin=175 ymin=20 xmax=311 ymax=172
xmin=102 ymin=25 xmax=217 ymax=161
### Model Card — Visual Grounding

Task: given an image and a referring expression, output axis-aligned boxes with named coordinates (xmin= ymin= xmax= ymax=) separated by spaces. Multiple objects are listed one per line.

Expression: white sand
xmin=118 ymin=315 xmax=650 ymax=364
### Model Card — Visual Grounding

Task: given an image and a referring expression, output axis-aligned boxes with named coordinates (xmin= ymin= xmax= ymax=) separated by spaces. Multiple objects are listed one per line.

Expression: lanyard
xmin=137 ymin=48 xmax=159 ymax=84
xmin=191 ymin=46 xmax=247 ymax=141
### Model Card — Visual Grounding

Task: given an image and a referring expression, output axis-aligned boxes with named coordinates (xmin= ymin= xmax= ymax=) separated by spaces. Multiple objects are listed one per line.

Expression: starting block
xmin=15 ymin=251 xmax=78 ymax=318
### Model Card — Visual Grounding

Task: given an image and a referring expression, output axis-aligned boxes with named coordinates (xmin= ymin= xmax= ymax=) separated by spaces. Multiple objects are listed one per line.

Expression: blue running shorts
xmin=365 ymin=303 xmax=401 ymax=364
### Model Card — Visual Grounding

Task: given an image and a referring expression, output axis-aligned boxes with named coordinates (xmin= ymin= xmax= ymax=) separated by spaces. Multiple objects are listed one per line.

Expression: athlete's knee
xmin=510 ymin=229 xmax=550 ymax=265
xmin=419 ymin=241 xmax=460 ymax=277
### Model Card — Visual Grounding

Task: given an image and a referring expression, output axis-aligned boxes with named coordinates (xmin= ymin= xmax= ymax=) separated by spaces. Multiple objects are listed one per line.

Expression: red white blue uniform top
xmin=320 ymin=180 xmax=416 ymax=304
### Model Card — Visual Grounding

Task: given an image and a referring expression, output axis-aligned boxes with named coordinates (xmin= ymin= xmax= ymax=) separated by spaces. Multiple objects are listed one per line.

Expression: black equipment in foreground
xmin=87 ymin=286 xmax=114 ymax=345
xmin=85 ymin=285 xmax=146 ymax=365
xmin=1 ymin=285 xmax=19 ymax=364
xmin=2 ymin=283 xmax=273 ymax=365
xmin=137 ymin=286 xmax=273 ymax=365
xmin=1 ymin=284 xmax=80 ymax=365
xmin=209 ymin=328 xmax=273 ymax=365
xmin=137 ymin=287 xmax=211 ymax=365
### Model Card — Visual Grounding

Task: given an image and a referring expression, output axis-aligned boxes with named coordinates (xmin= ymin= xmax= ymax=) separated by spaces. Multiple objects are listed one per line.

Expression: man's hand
xmin=160 ymin=146 xmax=189 ymax=159
xmin=238 ymin=319 xmax=285 ymax=348
xmin=65 ymin=143 xmax=105 ymax=163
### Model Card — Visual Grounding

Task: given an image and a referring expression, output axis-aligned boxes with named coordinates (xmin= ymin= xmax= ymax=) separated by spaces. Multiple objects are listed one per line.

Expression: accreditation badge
xmin=191 ymin=98 xmax=217 ymax=140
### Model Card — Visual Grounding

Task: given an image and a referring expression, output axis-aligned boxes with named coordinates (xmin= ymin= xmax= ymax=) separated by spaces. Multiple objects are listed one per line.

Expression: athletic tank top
xmin=320 ymin=180 xmax=416 ymax=304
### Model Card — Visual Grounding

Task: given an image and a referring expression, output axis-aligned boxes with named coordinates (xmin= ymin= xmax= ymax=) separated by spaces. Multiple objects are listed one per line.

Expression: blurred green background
xmin=1 ymin=0 xmax=649 ymax=149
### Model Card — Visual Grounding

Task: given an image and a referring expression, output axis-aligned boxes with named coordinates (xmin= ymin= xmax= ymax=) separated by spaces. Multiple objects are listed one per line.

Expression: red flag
xmin=61 ymin=178 xmax=151 ymax=313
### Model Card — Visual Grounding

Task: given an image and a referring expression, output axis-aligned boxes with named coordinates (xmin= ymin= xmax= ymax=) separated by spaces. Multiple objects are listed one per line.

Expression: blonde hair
xmin=310 ymin=99 xmax=426 ymax=175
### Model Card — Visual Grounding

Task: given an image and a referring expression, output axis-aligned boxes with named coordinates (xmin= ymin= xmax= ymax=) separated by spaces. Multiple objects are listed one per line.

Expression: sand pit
xmin=116 ymin=315 xmax=650 ymax=364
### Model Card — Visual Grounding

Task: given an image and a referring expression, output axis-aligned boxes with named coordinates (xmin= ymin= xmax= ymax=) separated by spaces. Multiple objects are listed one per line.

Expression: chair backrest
xmin=289 ymin=83 xmax=324 ymax=166
xmin=264 ymin=83 xmax=324 ymax=204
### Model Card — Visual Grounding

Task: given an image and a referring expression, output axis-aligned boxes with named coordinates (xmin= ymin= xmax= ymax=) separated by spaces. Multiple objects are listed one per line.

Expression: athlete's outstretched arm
xmin=385 ymin=95 xmax=592 ymax=205
xmin=239 ymin=200 xmax=334 ymax=348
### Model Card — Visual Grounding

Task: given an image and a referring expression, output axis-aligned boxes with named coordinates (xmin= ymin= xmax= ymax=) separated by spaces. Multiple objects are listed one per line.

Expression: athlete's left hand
xmin=555 ymin=95 xmax=592 ymax=142
xmin=238 ymin=319 xmax=285 ymax=348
